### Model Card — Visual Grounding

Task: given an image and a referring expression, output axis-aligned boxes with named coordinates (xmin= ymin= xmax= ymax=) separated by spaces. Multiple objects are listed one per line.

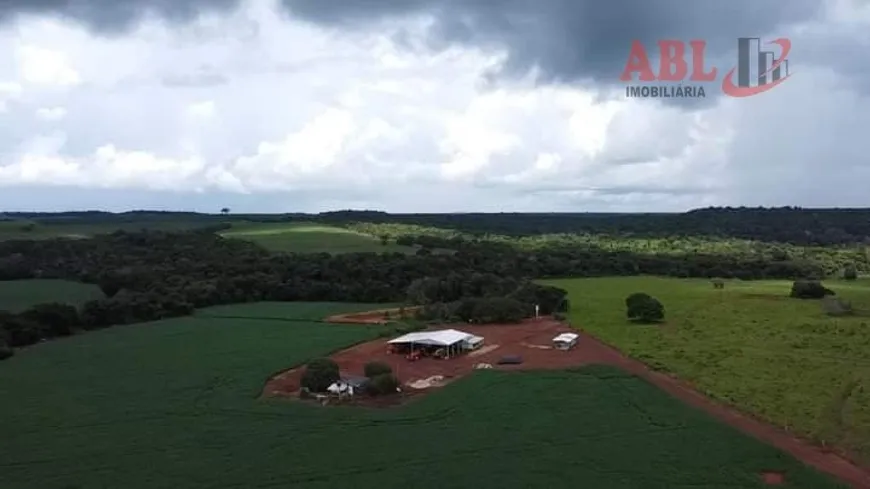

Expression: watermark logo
xmin=620 ymin=37 xmax=792 ymax=99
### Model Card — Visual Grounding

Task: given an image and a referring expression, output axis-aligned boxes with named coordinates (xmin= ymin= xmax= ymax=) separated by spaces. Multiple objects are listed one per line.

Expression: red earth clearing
xmin=761 ymin=471 xmax=786 ymax=485
xmin=323 ymin=306 xmax=421 ymax=325
xmin=262 ymin=316 xmax=870 ymax=489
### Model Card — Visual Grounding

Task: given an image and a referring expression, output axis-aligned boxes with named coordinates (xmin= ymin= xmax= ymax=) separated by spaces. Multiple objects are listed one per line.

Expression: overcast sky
xmin=0 ymin=0 xmax=867 ymax=213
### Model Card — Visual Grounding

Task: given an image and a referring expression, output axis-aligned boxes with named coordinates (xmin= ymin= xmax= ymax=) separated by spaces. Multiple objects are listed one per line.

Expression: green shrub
xmin=366 ymin=373 xmax=399 ymax=396
xmin=625 ymin=293 xmax=664 ymax=323
xmin=300 ymin=358 xmax=340 ymax=393
xmin=790 ymin=280 xmax=834 ymax=299
xmin=364 ymin=361 xmax=393 ymax=378
xmin=844 ymin=265 xmax=858 ymax=281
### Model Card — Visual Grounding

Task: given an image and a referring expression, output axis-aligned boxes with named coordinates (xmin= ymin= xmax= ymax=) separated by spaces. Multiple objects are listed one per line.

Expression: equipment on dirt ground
xmin=433 ymin=348 xmax=446 ymax=359
xmin=497 ymin=355 xmax=523 ymax=365
xmin=406 ymin=350 xmax=422 ymax=361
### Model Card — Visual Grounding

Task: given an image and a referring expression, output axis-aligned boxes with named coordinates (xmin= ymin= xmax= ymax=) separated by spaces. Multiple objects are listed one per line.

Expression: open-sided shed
xmin=388 ymin=329 xmax=477 ymax=358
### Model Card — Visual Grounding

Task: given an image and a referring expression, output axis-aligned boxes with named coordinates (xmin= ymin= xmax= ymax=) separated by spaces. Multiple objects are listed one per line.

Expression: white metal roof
xmin=464 ymin=335 xmax=484 ymax=344
xmin=388 ymin=329 xmax=473 ymax=346
xmin=553 ymin=332 xmax=579 ymax=343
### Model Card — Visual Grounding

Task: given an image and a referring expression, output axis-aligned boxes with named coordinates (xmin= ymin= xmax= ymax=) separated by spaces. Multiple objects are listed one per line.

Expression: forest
xmin=6 ymin=206 xmax=870 ymax=245
xmin=1 ymin=206 xmax=868 ymax=357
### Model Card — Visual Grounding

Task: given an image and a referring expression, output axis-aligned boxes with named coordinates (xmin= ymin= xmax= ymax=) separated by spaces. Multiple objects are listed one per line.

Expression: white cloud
xmin=14 ymin=45 xmax=81 ymax=86
xmin=35 ymin=106 xmax=67 ymax=121
xmin=0 ymin=81 xmax=23 ymax=112
xmin=186 ymin=100 xmax=216 ymax=118
xmin=0 ymin=0 xmax=867 ymax=212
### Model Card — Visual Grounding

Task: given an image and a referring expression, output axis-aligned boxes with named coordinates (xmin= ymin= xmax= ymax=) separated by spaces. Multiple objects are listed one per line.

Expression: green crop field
xmin=0 ymin=219 xmax=214 ymax=241
xmin=0 ymin=279 xmax=104 ymax=312
xmin=0 ymin=300 xmax=844 ymax=489
xmin=544 ymin=276 xmax=870 ymax=463
xmin=220 ymin=222 xmax=420 ymax=254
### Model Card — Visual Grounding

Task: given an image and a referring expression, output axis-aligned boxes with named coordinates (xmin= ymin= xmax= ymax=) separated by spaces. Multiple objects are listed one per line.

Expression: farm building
xmin=387 ymin=329 xmax=483 ymax=359
xmin=552 ymin=332 xmax=579 ymax=350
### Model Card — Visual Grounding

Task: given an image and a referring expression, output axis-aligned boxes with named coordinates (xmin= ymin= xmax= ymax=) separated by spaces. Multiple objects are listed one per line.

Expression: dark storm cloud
xmin=0 ymin=0 xmax=241 ymax=34
xmin=280 ymin=0 xmax=821 ymax=90
xmin=0 ymin=0 xmax=823 ymax=93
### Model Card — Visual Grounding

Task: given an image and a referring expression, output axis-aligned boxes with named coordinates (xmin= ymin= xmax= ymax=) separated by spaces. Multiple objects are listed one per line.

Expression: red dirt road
xmin=263 ymin=317 xmax=870 ymax=489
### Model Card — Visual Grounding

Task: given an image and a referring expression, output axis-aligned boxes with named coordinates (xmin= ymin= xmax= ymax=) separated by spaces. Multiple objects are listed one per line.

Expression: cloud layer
xmin=0 ymin=0 xmax=868 ymax=212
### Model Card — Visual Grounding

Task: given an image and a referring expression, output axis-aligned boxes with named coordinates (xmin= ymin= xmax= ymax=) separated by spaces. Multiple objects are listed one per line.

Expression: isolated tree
xmin=790 ymin=280 xmax=835 ymax=299
xmin=220 ymin=207 xmax=230 ymax=215
xmin=844 ymin=264 xmax=858 ymax=281
xmin=625 ymin=293 xmax=653 ymax=311
xmin=379 ymin=235 xmax=389 ymax=246
xmin=364 ymin=361 xmax=393 ymax=379
xmin=300 ymin=358 xmax=340 ymax=393
xmin=625 ymin=293 xmax=664 ymax=323
xmin=365 ymin=373 xmax=400 ymax=396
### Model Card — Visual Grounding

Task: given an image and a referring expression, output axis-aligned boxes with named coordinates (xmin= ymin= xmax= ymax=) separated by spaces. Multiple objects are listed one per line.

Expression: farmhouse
xmin=388 ymin=329 xmax=484 ymax=358
xmin=552 ymin=332 xmax=579 ymax=350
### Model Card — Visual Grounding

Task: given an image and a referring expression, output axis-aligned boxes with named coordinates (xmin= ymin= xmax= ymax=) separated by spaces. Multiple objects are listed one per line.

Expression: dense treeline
xmin=320 ymin=207 xmax=870 ymax=245
xmin=0 ymin=224 xmax=829 ymax=356
xmin=6 ymin=206 xmax=870 ymax=245
xmin=385 ymin=232 xmax=867 ymax=276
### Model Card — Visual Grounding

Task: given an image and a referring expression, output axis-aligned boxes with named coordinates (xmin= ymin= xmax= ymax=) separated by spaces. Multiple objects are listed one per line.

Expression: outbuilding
xmin=388 ymin=329 xmax=479 ymax=358
xmin=552 ymin=332 xmax=579 ymax=350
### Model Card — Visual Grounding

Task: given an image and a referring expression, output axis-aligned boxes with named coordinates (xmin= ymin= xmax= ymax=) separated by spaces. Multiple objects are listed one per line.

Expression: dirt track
xmin=262 ymin=316 xmax=870 ymax=488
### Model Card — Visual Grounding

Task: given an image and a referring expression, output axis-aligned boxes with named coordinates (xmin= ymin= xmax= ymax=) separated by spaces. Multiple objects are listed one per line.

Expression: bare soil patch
xmin=761 ymin=471 xmax=786 ymax=485
xmin=324 ymin=306 xmax=421 ymax=325
xmin=262 ymin=315 xmax=870 ymax=488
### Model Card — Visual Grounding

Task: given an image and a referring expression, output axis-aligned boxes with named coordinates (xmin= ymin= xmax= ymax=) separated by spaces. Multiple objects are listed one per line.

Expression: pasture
xmin=0 ymin=300 xmax=844 ymax=489
xmin=545 ymin=276 xmax=870 ymax=463
xmin=0 ymin=279 xmax=104 ymax=312
xmin=220 ymin=222 xmax=418 ymax=254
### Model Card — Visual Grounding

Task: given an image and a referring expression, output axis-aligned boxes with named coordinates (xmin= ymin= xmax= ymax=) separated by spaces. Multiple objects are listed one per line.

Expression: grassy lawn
xmin=543 ymin=276 xmax=870 ymax=462
xmin=0 ymin=301 xmax=844 ymax=488
xmin=0 ymin=279 xmax=104 ymax=312
xmin=220 ymin=222 xmax=419 ymax=254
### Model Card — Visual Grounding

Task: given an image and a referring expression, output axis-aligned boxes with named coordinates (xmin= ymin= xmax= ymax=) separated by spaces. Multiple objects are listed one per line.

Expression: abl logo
xmin=620 ymin=37 xmax=793 ymax=99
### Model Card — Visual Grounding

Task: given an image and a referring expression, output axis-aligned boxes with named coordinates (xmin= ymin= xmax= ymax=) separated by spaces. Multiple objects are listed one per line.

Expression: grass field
xmin=0 ymin=219 xmax=213 ymax=240
xmin=0 ymin=279 xmax=104 ymax=312
xmin=0 ymin=300 xmax=844 ymax=489
xmin=544 ymin=276 xmax=870 ymax=463
xmin=220 ymin=222 xmax=421 ymax=254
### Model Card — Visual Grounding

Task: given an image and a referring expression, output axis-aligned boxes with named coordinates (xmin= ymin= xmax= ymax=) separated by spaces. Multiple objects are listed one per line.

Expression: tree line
xmin=0 ymin=222 xmax=835 ymax=358
xmin=7 ymin=206 xmax=870 ymax=245
xmin=320 ymin=207 xmax=870 ymax=245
